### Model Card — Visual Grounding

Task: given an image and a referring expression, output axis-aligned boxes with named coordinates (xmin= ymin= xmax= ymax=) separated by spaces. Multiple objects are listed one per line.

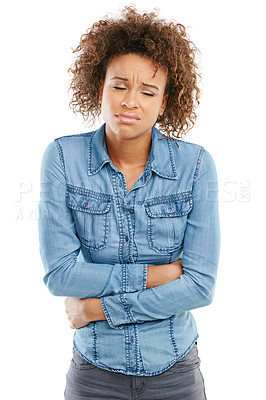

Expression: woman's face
xmin=99 ymin=53 xmax=168 ymax=141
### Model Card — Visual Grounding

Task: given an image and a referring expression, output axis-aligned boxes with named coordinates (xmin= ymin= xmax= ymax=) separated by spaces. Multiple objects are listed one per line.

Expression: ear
xmin=159 ymin=94 xmax=168 ymax=116
xmin=99 ymin=80 xmax=104 ymax=104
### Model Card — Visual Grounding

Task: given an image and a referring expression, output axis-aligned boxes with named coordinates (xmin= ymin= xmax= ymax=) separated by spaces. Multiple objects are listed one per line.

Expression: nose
xmin=121 ymin=89 xmax=138 ymax=109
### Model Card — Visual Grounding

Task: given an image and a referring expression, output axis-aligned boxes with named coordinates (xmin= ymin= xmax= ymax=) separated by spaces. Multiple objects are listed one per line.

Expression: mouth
xmin=115 ymin=112 xmax=141 ymax=124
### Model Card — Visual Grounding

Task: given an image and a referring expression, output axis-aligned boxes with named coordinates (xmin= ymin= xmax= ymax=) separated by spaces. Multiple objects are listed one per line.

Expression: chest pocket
xmin=144 ymin=193 xmax=192 ymax=254
xmin=66 ymin=185 xmax=112 ymax=251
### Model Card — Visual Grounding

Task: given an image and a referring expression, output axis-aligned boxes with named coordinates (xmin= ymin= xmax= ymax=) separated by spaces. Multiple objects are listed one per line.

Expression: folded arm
xmin=65 ymin=260 xmax=184 ymax=329
xmin=99 ymin=149 xmax=221 ymax=328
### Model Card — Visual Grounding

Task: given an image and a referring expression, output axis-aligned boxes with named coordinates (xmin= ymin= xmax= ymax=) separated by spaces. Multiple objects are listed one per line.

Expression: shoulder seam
xmin=193 ymin=147 xmax=205 ymax=183
xmin=54 ymin=139 xmax=66 ymax=175
xmin=55 ymin=131 xmax=94 ymax=140
xmin=174 ymin=138 xmax=202 ymax=149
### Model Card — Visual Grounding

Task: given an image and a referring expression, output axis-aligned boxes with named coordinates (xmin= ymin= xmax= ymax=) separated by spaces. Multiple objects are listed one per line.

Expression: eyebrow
xmin=110 ymin=77 xmax=159 ymax=91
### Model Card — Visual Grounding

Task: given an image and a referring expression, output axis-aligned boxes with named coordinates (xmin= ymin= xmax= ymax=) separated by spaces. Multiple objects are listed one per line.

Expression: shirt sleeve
xmin=38 ymin=140 xmax=147 ymax=298
xmin=100 ymin=149 xmax=221 ymax=328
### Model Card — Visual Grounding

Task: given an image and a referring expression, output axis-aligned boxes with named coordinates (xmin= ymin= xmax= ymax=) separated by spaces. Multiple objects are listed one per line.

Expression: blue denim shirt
xmin=38 ymin=123 xmax=220 ymax=376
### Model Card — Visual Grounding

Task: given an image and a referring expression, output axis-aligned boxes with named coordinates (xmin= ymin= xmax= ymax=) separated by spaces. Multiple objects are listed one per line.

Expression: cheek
xmin=101 ymin=93 xmax=112 ymax=115
xmin=102 ymin=91 xmax=119 ymax=110
xmin=145 ymin=102 xmax=161 ymax=118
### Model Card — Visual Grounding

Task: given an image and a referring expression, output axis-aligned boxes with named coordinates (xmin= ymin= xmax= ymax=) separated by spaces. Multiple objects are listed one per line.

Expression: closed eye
xmin=142 ymin=92 xmax=155 ymax=97
xmin=112 ymin=86 xmax=155 ymax=96
xmin=113 ymin=86 xmax=126 ymax=90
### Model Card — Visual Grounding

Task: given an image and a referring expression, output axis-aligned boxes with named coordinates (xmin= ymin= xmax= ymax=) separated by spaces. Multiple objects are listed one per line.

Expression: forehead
xmin=106 ymin=53 xmax=167 ymax=84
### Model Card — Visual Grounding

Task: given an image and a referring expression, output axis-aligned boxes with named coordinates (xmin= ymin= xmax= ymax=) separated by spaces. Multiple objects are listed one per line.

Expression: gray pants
xmin=64 ymin=344 xmax=207 ymax=400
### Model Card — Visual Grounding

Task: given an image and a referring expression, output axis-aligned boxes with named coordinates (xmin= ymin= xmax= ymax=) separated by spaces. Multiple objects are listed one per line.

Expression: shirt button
xmin=82 ymin=202 xmax=88 ymax=209
xmin=168 ymin=208 xmax=173 ymax=214
xmin=130 ymin=336 xmax=135 ymax=344
xmin=125 ymin=236 xmax=129 ymax=242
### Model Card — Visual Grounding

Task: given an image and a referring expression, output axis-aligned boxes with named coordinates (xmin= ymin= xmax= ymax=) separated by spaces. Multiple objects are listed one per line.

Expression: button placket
xmin=125 ymin=324 xmax=139 ymax=373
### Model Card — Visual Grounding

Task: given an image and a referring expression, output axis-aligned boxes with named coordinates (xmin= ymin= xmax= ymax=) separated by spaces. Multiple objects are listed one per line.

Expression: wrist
xmin=85 ymin=298 xmax=106 ymax=321
xmin=147 ymin=265 xmax=165 ymax=288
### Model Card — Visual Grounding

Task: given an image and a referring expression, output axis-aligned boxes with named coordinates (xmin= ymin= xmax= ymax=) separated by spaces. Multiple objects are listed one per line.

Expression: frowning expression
xmin=99 ymin=53 xmax=168 ymax=141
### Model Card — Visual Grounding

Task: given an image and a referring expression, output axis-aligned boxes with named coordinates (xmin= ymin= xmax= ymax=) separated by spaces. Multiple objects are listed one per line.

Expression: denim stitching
xmin=92 ymin=322 xmax=98 ymax=363
xmin=122 ymin=264 xmax=127 ymax=293
xmin=86 ymin=247 xmax=93 ymax=262
xmin=132 ymin=241 xmax=138 ymax=263
xmin=56 ymin=132 xmax=93 ymax=140
xmin=87 ymin=131 xmax=94 ymax=174
xmin=142 ymin=264 xmax=147 ymax=291
xmin=67 ymin=201 xmax=110 ymax=251
xmin=54 ymin=139 xmax=65 ymax=174
xmin=65 ymin=184 xmax=112 ymax=251
xmin=145 ymin=198 xmax=193 ymax=218
xmin=193 ymin=146 xmax=205 ymax=184
xmin=73 ymin=335 xmax=199 ymax=376
xmin=137 ymin=328 xmax=145 ymax=372
xmin=144 ymin=192 xmax=192 ymax=253
xmin=167 ymin=138 xmax=178 ymax=177
xmin=144 ymin=191 xmax=192 ymax=206
xmin=85 ymin=210 xmax=109 ymax=251
xmin=87 ymin=131 xmax=110 ymax=175
xmin=100 ymin=298 xmax=120 ymax=330
xmin=66 ymin=199 xmax=111 ymax=214
xmin=66 ymin=183 xmax=113 ymax=202
xmin=169 ymin=317 xmax=179 ymax=357
xmin=111 ymin=171 xmax=125 ymax=264
xmin=133 ymin=324 xmax=141 ymax=374
xmin=147 ymin=216 xmax=169 ymax=254
xmin=125 ymin=325 xmax=131 ymax=371
xmin=146 ymin=213 xmax=185 ymax=254
xmin=120 ymin=293 xmax=135 ymax=323
xmin=150 ymin=137 xmax=179 ymax=179
xmin=129 ymin=191 xmax=138 ymax=263
xmin=126 ymin=206 xmax=134 ymax=264
xmin=80 ymin=233 xmax=107 ymax=251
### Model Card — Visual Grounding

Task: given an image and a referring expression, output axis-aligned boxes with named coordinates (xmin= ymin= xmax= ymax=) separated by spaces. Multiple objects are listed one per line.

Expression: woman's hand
xmin=146 ymin=259 xmax=184 ymax=289
xmin=65 ymin=297 xmax=91 ymax=329
xmin=65 ymin=297 xmax=106 ymax=329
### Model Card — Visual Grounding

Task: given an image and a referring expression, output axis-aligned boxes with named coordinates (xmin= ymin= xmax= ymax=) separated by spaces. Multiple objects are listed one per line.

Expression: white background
xmin=1 ymin=0 xmax=265 ymax=398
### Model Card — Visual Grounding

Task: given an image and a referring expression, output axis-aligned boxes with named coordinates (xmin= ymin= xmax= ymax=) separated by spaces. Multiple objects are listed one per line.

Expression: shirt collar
xmin=149 ymin=126 xmax=179 ymax=179
xmin=88 ymin=123 xmax=179 ymax=179
xmin=88 ymin=124 xmax=110 ymax=175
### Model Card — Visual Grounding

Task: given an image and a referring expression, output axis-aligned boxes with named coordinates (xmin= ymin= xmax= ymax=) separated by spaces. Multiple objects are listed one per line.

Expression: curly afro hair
xmin=68 ymin=5 xmax=201 ymax=138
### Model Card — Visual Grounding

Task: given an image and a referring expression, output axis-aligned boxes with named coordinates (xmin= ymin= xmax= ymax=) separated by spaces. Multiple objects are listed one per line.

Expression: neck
xmin=105 ymin=129 xmax=152 ymax=170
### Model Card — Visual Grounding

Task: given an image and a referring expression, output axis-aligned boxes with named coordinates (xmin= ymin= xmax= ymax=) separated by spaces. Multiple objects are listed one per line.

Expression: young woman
xmin=38 ymin=6 xmax=220 ymax=399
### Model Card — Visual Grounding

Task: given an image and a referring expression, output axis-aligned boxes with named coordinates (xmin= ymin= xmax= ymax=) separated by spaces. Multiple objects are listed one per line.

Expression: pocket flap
xmin=66 ymin=185 xmax=112 ymax=214
xmin=145 ymin=193 xmax=192 ymax=218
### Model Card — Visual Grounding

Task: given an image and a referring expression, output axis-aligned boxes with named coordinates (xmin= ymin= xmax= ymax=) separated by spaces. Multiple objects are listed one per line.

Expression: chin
xmin=105 ymin=121 xmax=151 ymax=141
xmin=114 ymin=125 xmax=141 ymax=139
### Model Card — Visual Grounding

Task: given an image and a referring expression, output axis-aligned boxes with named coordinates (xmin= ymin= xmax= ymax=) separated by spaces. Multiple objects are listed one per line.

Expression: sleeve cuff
xmin=123 ymin=263 xmax=147 ymax=292
xmin=100 ymin=293 xmax=136 ymax=329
